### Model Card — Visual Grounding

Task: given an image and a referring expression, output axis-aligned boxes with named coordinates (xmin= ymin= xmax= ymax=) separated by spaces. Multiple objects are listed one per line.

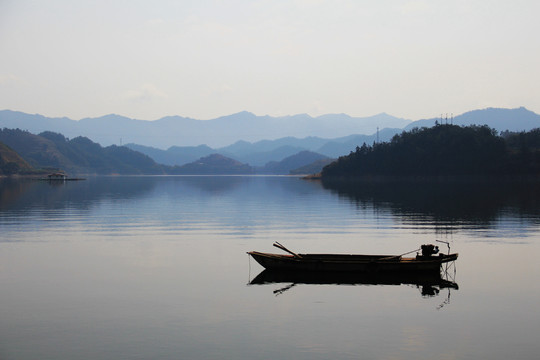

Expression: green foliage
xmin=0 ymin=140 xmax=34 ymax=175
xmin=321 ymin=124 xmax=539 ymax=179
xmin=500 ymin=129 xmax=540 ymax=175
xmin=501 ymin=129 xmax=540 ymax=150
xmin=0 ymin=128 xmax=61 ymax=168
xmin=0 ymin=128 xmax=166 ymax=175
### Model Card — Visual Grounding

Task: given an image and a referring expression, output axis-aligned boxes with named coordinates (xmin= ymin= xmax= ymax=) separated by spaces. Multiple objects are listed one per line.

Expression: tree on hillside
xmin=322 ymin=124 xmax=508 ymax=178
xmin=500 ymin=129 xmax=540 ymax=175
xmin=1 ymin=128 xmax=167 ymax=175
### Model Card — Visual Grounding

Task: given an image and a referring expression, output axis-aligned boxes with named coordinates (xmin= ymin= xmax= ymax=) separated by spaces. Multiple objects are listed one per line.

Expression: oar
xmin=273 ymin=242 xmax=302 ymax=259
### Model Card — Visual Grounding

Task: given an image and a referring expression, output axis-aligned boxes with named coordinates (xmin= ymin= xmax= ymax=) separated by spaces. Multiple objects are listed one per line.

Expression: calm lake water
xmin=1 ymin=176 xmax=540 ymax=360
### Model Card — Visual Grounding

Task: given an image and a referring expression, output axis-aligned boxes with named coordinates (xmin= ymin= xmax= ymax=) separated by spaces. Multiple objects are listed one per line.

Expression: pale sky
xmin=1 ymin=0 xmax=539 ymax=121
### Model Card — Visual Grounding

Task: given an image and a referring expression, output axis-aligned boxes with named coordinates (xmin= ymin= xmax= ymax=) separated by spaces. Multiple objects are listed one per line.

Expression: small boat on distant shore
xmin=248 ymin=242 xmax=458 ymax=273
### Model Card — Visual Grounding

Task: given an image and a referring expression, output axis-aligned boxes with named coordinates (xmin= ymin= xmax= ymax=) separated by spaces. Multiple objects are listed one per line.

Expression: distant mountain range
xmin=125 ymin=134 xmax=382 ymax=167
xmin=2 ymin=106 xmax=539 ymax=151
xmin=2 ymin=107 xmax=540 ymax=175
xmin=0 ymin=129 xmax=330 ymax=175
xmin=0 ymin=110 xmax=409 ymax=148
xmin=404 ymin=107 xmax=540 ymax=132
xmin=120 ymin=107 xmax=540 ymax=167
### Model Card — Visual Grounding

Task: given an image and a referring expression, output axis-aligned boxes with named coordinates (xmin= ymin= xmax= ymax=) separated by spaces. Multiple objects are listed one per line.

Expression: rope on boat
xmin=247 ymin=252 xmax=252 ymax=283
xmin=379 ymin=248 xmax=421 ymax=261
xmin=436 ymin=239 xmax=451 ymax=254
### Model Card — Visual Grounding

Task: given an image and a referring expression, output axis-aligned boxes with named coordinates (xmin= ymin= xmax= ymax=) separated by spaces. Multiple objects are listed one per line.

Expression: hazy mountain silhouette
xmin=0 ymin=110 xmax=410 ymax=148
xmin=3 ymin=107 xmax=538 ymax=152
xmin=3 ymin=107 xmax=540 ymax=175
xmin=405 ymin=107 xmax=540 ymax=132
xmin=125 ymin=143 xmax=214 ymax=166
xmin=169 ymin=154 xmax=253 ymax=175
xmin=126 ymin=131 xmax=402 ymax=167
xmin=256 ymin=150 xmax=332 ymax=174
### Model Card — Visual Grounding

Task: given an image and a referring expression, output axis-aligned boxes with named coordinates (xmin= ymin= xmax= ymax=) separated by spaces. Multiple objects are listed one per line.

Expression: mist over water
xmin=1 ymin=176 xmax=539 ymax=360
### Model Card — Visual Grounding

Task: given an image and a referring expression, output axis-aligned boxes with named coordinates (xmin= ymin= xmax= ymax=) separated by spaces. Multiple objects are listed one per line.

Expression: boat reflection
xmin=249 ymin=266 xmax=458 ymax=302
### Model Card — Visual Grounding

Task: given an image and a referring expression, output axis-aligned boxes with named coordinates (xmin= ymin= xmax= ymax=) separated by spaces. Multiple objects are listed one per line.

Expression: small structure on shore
xmin=38 ymin=172 xmax=85 ymax=181
xmin=47 ymin=172 xmax=68 ymax=180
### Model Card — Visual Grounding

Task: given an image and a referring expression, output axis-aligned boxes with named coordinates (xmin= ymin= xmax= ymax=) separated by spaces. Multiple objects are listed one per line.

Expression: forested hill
xmin=0 ymin=141 xmax=34 ymax=175
xmin=0 ymin=128 xmax=255 ymax=175
xmin=0 ymin=128 xmax=165 ymax=175
xmin=321 ymin=125 xmax=540 ymax=179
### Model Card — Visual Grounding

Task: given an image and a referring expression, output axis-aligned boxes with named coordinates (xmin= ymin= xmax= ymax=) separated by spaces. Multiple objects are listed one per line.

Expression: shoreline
xmin=311 ymin=174 xmax=540 ymax=184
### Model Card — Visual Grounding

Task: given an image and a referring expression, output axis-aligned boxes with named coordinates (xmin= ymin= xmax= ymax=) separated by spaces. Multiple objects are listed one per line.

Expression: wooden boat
xmin=248 ymin=242 xmax=458 ymax=273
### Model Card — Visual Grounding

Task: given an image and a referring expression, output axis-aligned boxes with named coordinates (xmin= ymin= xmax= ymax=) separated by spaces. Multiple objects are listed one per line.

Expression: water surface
xmin=1 ymin=176 xmax=539 ymax=359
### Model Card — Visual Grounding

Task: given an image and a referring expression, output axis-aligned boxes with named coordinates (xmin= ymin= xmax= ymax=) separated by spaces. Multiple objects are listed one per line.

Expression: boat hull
xmin=248 ymin=251 xmax=458 ymax=273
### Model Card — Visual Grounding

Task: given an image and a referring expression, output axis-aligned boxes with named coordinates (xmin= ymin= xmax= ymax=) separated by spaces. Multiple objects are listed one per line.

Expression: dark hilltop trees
xmin=321 ymin=124 xmax=540 ymax=179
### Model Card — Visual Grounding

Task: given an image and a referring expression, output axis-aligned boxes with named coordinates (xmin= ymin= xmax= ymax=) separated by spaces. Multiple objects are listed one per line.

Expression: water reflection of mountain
xmin=165 ymin=175 xmax=247 ymax=194
xmin=164 ymin=175 xmax=324 ymax=199
xmin=0 ymin=176 xmax=321 ymax=214
xmin=321 ymin=180 xmax=540 ymax=225
xmin=250 ymin=269 xmax=458 ymax=300
xmin=0 ymin=177 xmax=156 ymax=212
